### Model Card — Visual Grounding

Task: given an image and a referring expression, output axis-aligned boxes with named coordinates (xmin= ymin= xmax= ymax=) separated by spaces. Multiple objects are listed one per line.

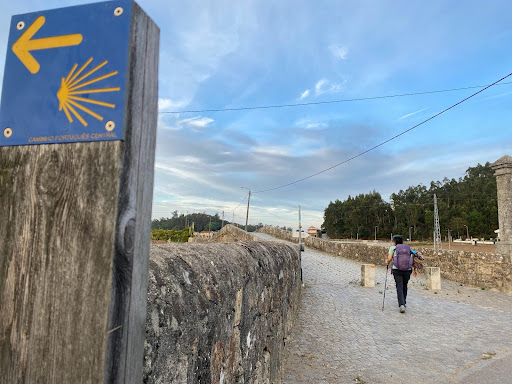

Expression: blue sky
xmin=1 ymin=0 xmax=511 ymax=229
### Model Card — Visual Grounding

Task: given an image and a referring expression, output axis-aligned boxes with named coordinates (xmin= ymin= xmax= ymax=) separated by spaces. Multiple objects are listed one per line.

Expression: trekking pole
xmin=382 ymin=263 xmax=389 ymax=311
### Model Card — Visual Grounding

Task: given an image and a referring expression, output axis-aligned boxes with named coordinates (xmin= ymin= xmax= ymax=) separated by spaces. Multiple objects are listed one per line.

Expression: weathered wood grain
xmin=0 ymin=2 xmax=159 ymax=383
xmin=104 ymin=3 xmax=159 ymax=383
xmin=0 ymin=142 xmax=121 ymax=383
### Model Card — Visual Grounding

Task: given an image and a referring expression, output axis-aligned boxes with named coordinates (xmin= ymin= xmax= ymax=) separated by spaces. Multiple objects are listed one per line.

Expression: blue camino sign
xmin=0 ymin=1 xmax=132 ymax=146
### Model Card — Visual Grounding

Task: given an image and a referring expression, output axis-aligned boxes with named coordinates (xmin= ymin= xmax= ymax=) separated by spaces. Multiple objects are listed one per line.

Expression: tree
xmin=322 ymin=192 xmax=392 ymax=239
xmin=450 ymin=217 xmax=466 ymax=239
xmin=322 ymin=161 xmax=498 ymax=240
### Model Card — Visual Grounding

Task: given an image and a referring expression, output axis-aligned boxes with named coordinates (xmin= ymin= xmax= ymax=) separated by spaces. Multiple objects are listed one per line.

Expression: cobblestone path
xmin=253 ymin=233 xmax=512 ymax=384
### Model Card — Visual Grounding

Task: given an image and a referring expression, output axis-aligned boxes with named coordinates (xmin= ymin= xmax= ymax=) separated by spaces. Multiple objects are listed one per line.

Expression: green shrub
xmin=151 ymin=227 xmax=193 ymax=242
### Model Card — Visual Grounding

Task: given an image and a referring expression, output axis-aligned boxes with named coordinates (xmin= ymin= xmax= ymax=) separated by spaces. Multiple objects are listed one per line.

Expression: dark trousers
xmin=393 ymin=269 xmax=412 ymax=306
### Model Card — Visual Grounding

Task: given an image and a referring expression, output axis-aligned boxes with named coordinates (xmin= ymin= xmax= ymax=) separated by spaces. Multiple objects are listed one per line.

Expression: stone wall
xmin=192 ymin=224 xmax=260 ymax=243
xmin=143 ymin=241 xmax=302 ymax=383
xmin=258 ymin=226 xmax=512 ymax=293
xmin=418 ymin=247 xmax=511 ymax=292
xmin=256 ymin=227 xmax=296 ymax=243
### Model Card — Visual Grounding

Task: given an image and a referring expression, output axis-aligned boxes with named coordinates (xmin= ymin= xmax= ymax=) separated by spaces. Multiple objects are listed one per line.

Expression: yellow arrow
xmin=12 ymin=16 xmax=83 ymax=74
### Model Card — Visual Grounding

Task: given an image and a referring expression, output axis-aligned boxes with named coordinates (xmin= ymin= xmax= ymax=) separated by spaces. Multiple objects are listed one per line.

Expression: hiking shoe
xmin=400 ymin=305 xmax=406 ymax=313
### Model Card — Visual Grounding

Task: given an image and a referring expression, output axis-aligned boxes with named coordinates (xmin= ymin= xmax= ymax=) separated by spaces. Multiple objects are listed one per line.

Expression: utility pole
xmin=298 ymin=205 xmax=302 ymax=252
xmin=221 ymin=211 xmax=224 ymax=229
xmin=434 ymin=194 xmax=442 ymax=253
xmin=464 ymin=225 xmax=469 ymax=240
xmin=244 ymin=189 xmax=251 ymax=232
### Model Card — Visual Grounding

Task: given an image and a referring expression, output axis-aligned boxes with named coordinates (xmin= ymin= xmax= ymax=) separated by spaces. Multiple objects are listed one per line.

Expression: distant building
xmin=198 ymin=231 xmax=214 ymax=239
xmin=307 ymin=226 xmax=319 ymax=237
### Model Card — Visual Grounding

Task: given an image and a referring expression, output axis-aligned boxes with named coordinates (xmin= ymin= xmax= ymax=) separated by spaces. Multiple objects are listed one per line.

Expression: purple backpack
xmin=393 ymin=244 xmax=413 ymax=271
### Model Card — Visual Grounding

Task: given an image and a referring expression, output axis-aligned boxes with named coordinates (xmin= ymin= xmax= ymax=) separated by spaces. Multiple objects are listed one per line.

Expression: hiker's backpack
xmin=393 ymin=244 xmax=413 ymax=271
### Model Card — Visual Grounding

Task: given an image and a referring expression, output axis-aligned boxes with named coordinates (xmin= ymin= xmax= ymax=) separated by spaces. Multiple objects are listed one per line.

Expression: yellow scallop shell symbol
xmin=57 ymin=57 xmax=120 ymax=127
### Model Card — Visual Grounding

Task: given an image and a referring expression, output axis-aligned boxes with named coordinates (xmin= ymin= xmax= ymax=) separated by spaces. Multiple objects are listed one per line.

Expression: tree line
xmin=151 ymin=211 xmax=267 ymax=232
xmin=322 ymin=162 xmax=498 ymax=241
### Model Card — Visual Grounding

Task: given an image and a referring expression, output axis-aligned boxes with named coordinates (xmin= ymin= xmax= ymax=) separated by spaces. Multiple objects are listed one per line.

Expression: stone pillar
xmin=361 ymin=264 xmax=375 ymax=287
xmin=425 ymin=267 xmax=441 ymax=290
xmin=492 ymin=155 xmax=512 ymax=255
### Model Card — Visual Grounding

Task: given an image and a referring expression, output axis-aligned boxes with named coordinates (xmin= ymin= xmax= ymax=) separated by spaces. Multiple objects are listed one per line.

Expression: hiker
xmin=386 ymin=235 xmax=418 ymax=313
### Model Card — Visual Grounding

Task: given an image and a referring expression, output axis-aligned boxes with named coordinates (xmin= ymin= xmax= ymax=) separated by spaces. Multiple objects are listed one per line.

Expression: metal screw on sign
xmin=105 ymin=121 xmax=115 ymax=131
xmin=114 ymin=7 xmax=123 ymax=16
xmin=4 ymin=128 xmax=13 ymax=138
xmin=17 ymin=21 xmax=25 ymax=30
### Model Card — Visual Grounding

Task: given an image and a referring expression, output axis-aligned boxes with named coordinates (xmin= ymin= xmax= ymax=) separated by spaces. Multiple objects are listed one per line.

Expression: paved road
xmin=253 ymin=233 xmax=512 ymax=384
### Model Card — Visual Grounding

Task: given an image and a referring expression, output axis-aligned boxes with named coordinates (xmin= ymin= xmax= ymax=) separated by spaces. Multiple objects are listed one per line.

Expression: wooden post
xmin=0 ymin=2 xmax=159 ymax=383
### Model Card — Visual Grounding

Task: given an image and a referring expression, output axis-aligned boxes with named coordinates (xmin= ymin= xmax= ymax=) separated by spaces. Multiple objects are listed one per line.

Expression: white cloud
xmin=300 ymin=89 xmax=310 ymax=99
xmin=252 ymin=146 xmax=291 ymax=157
xmin=305 ymin=122 xmax=327 ymax=130
xmin=158 ymin=98 xmax=190 ymax=111
xmin=314 ymin=78 xmax=344 ymax=96
xmin=154 ymin=1 xmax=256 ymax=115
xmin=296 ymin=119 xmax=327 ymax=130
xmin=180 ymin=156 xmax=202 ymax=164
xmin=315 ymin=79 xmax=328 ymax=94
xmin=151 ymin=199 xmax=324 ymax=229
xmin=398 ymin=107 xmax=429 ymax=120
xmin=180 ymin=116 xmax=214 ymax=128
xmin=155 ymin=161 xmax=233 ymax=194
xmin=329 ymin=44 xmax=348 ymax=60
xmin=152 ymin=196 xmax=243 ymax=218
xmin=158 ymin=115 xmax=214 ymax=132
xmin=248 ymin=205 xmax=324 ymax=229
xmin=158 ymin=122 xmax=182 ymax=132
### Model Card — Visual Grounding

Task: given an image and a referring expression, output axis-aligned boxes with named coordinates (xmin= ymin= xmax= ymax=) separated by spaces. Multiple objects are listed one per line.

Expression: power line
xmin=159 ymin=81 xmax=512 ymax=114
xmin=232 ymin=193 xmax=249 ymax=212
xmin=250 ymin=207 xmax=283 ymax=219
xmin=252 ymin=72 xmax=512 ymax=194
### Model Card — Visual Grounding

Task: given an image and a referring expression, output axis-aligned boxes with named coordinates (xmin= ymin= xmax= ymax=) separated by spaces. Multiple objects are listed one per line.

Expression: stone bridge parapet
xmin=143 ymin=241 xmax=302 ymax=383
xmin=192 ymin=224 xmax=260 ymax=243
